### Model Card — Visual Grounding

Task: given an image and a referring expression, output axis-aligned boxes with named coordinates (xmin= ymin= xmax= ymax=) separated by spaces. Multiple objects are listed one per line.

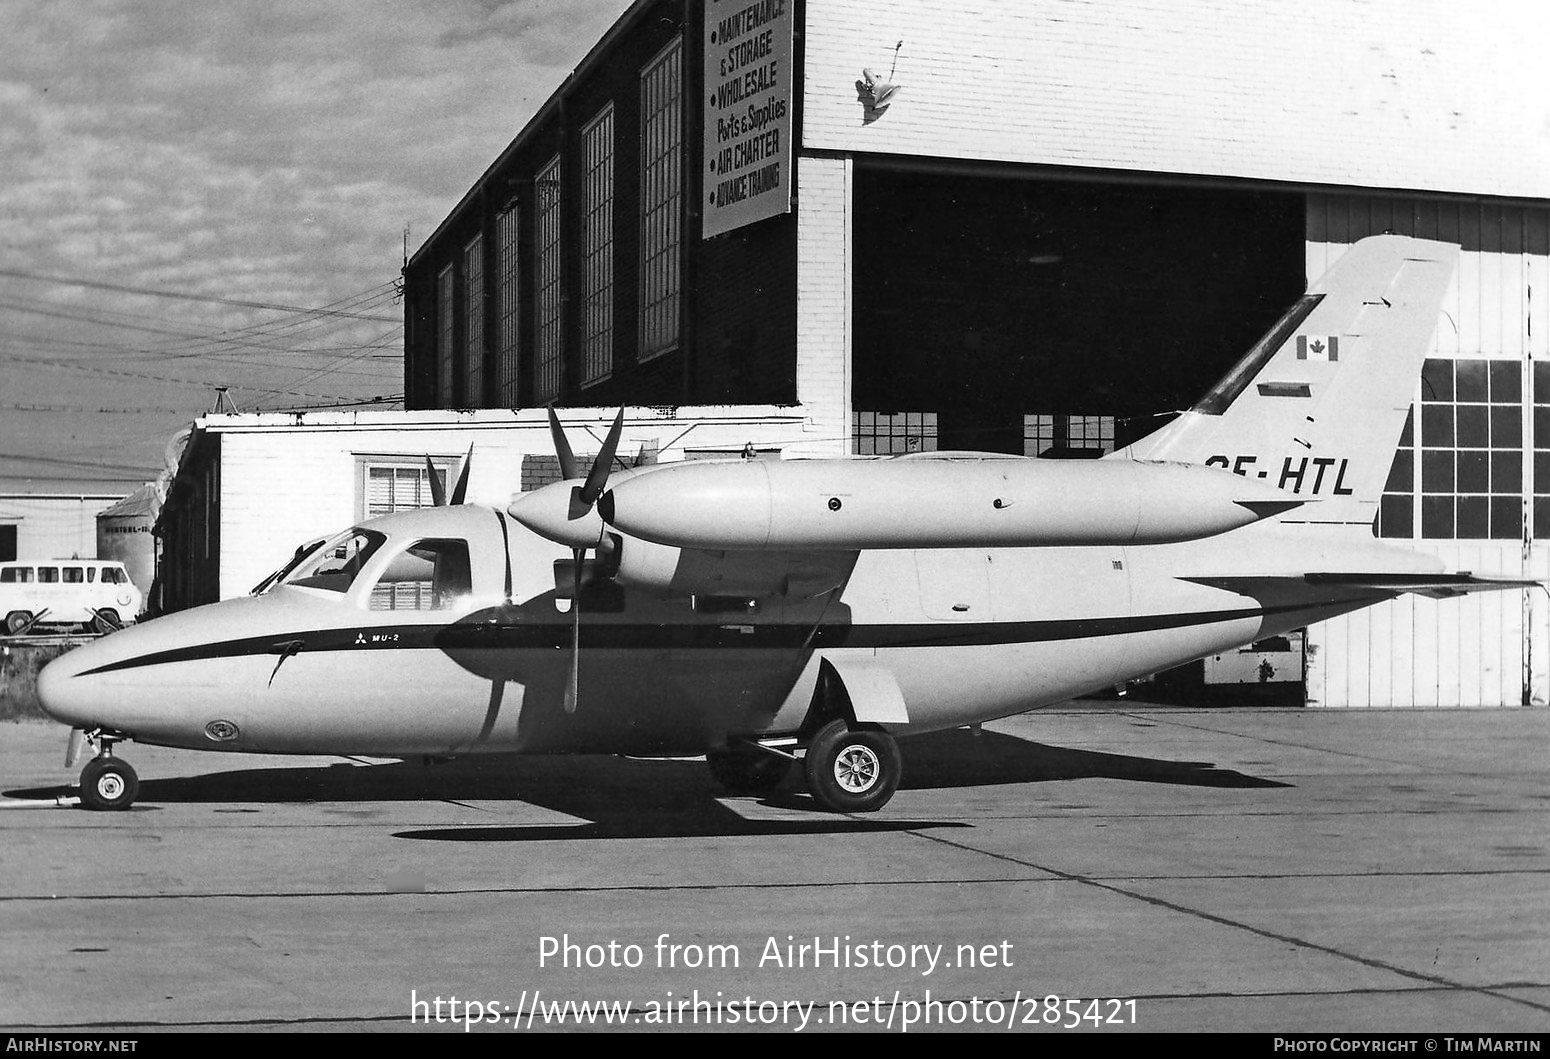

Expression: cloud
xmin=0 ymin=0 xmax=631 ymax=481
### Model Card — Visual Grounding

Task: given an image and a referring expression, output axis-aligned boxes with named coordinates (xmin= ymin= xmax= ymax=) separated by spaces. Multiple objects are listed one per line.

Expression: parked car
xmin=0 ymin=560 xmax=142 ymax=634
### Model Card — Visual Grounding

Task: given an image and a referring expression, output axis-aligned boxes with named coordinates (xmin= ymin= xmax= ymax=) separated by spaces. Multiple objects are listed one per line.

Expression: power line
xmin=0 ymin=267 xmax=399 ymax=322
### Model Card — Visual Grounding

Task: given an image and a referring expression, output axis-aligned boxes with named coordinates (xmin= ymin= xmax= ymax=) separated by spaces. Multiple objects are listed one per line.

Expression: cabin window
xmin=283 ymin=529 xmax=386 ymax=593
xmin=62 ymin=567 xmax=84 ymax=584
xmin=369 ymin=539 xmax=473 ymax=611
xmin=37 ymin=567 xmax=59 ymax=584
xmin=0 ymin=567 xmax=33 ymax=583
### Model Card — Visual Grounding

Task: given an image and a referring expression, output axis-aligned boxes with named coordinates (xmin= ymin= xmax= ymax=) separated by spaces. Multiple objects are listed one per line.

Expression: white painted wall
xmin=0 ymin=494 xmax=123 ymax=563
xmin=207 ymin=406 xmax=812 ymax=599
xmin=802 ymin=0 xmax=1550 ymax=198
xmin=795 ymin=154 xmax=854 ymax=454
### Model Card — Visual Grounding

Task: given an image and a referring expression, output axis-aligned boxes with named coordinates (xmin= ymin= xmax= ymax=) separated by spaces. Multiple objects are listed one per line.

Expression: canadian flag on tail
xmin=1297 ymin=335 xmax=1339 ymax=361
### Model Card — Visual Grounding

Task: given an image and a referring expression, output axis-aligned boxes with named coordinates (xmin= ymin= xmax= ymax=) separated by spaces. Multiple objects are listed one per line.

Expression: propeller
xmin=546 ymin=408 xmax=625 ymax=713
xmin=425 ymin=445 xmax=474 ymax=507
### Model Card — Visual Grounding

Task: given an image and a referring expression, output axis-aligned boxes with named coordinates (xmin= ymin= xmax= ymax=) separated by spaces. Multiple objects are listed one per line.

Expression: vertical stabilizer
xmin=1110 ymin=235 xmax=1457 ymax=529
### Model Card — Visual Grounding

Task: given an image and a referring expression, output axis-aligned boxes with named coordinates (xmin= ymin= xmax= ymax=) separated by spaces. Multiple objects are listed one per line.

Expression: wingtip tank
xmin=599 ymin=456 xmax=1308 ymax=551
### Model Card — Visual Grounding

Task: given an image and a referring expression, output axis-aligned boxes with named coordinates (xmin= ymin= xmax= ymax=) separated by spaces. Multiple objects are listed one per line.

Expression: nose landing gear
xmin=75 ymin=731 xmax=139 ymax=811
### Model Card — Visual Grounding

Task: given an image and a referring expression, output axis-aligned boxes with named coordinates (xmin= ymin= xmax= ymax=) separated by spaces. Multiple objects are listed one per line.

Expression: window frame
xmin=581 ymin=103 xmax=616 ymax=387
xmin=463 ymin=232 xmax=486 ymax=408
xmin=639 ymin=36 xmax=684 ymax=362
xmin=533 ymin=153 xmax=565 ymax=402
xmin=355 ymin=455 xmax=458 ymax=521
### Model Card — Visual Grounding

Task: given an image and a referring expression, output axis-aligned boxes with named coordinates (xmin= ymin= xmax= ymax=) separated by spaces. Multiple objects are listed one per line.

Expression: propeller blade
xmin=563 ymin=547 xmax=583 ymax=714
xmin=64 ymin=728 xmax=85 ymax=769
xmin=425 ymin=456 xmax=447 ymax=507
xmin=579 ymin=409 xmax=625 ymax=507
xmin=449 ymin=444 xmax=474 ymax=505
xmin=547 ymin=406 xmax=579 ymax=481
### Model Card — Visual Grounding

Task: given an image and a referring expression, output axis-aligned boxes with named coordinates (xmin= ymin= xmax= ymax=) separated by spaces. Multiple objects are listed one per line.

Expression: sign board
xmin=701 ymin=0 xmax=793 ymax=239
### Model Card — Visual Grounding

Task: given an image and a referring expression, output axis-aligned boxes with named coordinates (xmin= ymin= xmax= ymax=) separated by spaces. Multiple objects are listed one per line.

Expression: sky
xmin=0 ymin=0 xmax=630 ymax=490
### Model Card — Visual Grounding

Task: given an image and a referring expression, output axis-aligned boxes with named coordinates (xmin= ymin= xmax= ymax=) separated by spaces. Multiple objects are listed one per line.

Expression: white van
xmin=0 ymin=560 xmax=142 ymax=634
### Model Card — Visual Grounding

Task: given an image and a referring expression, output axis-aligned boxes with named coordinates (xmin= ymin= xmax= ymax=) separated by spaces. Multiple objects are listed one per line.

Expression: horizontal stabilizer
xmin=1303 ymin=572 xmax=1544 ymax=600
xmin=1185 ymin=572 xmax=1542 ymax=601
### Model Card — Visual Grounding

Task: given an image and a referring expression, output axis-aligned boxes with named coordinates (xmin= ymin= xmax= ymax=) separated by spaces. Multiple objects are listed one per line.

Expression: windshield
xmin=251 ymin=537 xmax=327 ymax=595
xmin=277 ymin=528 xmax=386 ymax=594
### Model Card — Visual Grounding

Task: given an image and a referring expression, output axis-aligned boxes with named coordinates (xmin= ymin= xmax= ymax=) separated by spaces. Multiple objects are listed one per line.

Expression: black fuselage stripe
xmin=78 ymin=603 xmax=1315 ymax=677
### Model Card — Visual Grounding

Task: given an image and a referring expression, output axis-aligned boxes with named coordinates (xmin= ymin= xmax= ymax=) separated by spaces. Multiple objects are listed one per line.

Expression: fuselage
xmin=36 ymin=503 xmax=1437 ymax=759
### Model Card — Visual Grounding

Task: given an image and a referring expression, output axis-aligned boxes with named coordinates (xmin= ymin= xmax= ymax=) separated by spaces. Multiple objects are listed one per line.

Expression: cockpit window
xmin=281 ymin=529 xmax=386 ymax=593
xmin=369 ymin=539 xmax=473 ymax=611
xmin=252 ymin=537 xmax=327 ymax=595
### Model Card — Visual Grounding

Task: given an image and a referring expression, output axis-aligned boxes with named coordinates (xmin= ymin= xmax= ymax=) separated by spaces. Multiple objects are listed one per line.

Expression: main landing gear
xmin=706 ymin=720 xmax=903 ymax=813
xmin=801 ymin=720 xmax=902 ymax=814
xmin=76 ymin=732 xmax=139 ymax=811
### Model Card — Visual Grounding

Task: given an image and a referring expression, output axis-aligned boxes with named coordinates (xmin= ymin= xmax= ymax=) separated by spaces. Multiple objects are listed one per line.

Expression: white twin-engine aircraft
xmin=38 ymin=236 xmax=1536 ymax=813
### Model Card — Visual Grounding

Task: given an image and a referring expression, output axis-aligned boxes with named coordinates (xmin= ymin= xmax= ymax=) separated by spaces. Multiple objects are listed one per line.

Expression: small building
xmin=0 ymin=487 xmax=132 ymax=565
xmin=151 ymin=405 xmax=810 ymax=611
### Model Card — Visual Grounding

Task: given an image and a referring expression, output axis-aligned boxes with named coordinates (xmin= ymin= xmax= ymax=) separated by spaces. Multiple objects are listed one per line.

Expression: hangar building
xmin=406 ymin=1 xmax=1549 ymax=704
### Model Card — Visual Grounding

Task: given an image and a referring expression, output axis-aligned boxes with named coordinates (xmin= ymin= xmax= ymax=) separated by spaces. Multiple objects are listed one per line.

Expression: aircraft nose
xmin=36 ymin=646 xmax=96 ymax=728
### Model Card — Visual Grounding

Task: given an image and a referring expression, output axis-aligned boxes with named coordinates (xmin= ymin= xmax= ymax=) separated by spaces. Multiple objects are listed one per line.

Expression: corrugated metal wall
xmin=802 ymin=0 xmax=1550 ymax=199
xmin=1304 ymin=195 xmax=1550 ymax=707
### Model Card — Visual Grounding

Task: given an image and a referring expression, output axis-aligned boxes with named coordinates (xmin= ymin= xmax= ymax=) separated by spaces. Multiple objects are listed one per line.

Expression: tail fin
xmin=1111 ymin=235 xmax=1458 ymax=529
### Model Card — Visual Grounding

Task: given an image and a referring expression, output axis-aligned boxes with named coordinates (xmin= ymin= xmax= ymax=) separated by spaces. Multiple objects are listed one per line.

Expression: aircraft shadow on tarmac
xmin=7 ymin=727 xmax=1285 ymax=840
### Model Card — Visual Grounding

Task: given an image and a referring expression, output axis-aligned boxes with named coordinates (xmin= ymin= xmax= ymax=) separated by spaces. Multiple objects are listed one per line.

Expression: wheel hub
xmin=833 ymin=744 xmax=881 ymax=793
xmin=96 ymin=774 xmax=124 ymax=800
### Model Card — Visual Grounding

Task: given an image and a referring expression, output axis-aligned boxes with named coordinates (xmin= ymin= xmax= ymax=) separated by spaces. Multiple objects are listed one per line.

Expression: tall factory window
xmin=496 ymin=206 xmax=520 ymax=407
xmin=639 ymin=37 xmax=682 ymax=360
xmin=0 ymin=525 xmax=15 ymax=562
xmin=436 ymin=263 xmax=455 ymax=405
xmin=581 ymin=104 xmax=615 ymax=386
xmin=1415 ymin=358 xmax=1524 ymax=539
xmin=534 ymin=155 xmax=564 ymax=402
xmin=463 ymin=233 xmax=485 ymax=408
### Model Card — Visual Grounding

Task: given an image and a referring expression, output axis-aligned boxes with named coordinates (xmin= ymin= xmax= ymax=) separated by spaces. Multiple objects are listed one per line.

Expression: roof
xmin=97 ymin=483 xmax=162 ymax=520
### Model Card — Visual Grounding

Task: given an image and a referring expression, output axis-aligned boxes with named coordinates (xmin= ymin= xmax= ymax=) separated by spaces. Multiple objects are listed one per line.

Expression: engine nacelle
xmin=612 ymin=535 xmax=847 ymax=598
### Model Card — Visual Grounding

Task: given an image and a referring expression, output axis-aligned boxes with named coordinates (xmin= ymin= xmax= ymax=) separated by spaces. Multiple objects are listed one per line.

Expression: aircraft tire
xmin=803 ymin=720 xmax=901 ymax=813
xmin=80 ymin=757 xmax=138 ymax=812
xmin=706 ymin=747 xmax=792 ymax=794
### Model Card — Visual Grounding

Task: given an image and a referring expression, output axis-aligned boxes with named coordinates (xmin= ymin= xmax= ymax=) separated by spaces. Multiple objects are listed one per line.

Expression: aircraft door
xmin=914 ymin=549 xmax=993 ymax=621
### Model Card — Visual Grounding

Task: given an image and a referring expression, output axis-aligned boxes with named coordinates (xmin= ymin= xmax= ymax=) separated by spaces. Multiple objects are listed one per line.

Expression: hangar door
xmin=850 ymin=167 xmax=1306 ymax=457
